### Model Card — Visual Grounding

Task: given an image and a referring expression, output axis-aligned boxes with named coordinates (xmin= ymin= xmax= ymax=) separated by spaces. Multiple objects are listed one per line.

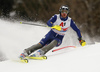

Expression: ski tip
xmin=20 ymin=59 xmax=28 ymax=63
xmin=43 ymin=56 xmax=47 ymax=59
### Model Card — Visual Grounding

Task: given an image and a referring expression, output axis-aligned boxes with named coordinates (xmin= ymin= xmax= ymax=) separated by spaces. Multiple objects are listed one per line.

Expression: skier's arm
xmin=70 ymin=19 xmax=86 ymax=46
xmin=47 ymin=15 xmax=57 ymax=27
xmin=70 ymin=19 xmax=82 ymax=38
xmin=47 ymin=15 xmax=61 ymax=31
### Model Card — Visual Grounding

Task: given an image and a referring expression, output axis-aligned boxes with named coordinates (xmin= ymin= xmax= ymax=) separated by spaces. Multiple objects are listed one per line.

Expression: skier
xmin=20 ymin=5 xmax=86 ymax=59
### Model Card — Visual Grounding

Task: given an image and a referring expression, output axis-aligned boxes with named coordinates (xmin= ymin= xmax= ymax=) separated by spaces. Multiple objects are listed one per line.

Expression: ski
xmin=18 ymin=56 xmax=47 ymax=63
xmin=12 ymin=58 xmax=28 ymax=63
xmin=26 ymin=56 xmax=47 ymax=60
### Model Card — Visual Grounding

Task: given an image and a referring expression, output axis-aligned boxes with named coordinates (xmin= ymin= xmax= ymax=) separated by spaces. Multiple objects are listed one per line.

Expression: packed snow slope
xmin=0 ymin=19 xmax=100 ymax=72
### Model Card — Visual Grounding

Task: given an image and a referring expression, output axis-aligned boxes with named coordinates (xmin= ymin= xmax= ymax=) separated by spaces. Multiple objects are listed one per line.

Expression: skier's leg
xmin=41 ymin=40 xmax=58 ymax=54
xmin=23 ymin=30 xmax=52 ymax=56
xmin=32 ymin=40 xmax=57 ymax=57
xmin=20 ymin=43 xmax=43 ymax=59
xmin=40 ymin=36 xmax=63 ymax=55
xmin=24 ymin=43 xmax=43 ymax=55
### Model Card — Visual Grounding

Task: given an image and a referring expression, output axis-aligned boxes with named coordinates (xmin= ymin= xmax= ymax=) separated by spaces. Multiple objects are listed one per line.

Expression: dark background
xmin=0 ymin=0 xmax=100 ymax=38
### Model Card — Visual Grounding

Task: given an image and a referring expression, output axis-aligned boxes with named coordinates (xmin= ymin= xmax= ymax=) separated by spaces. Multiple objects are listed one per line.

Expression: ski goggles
xmin=61 ymin=10 xmax=68 ymax=14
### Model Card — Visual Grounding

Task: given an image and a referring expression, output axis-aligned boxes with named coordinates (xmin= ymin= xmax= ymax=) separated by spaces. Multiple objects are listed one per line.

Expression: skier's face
xmin=61 ymin=10 xmax=68 ymax=18
xmin=61 ymin=12 xmax=67 ymax=18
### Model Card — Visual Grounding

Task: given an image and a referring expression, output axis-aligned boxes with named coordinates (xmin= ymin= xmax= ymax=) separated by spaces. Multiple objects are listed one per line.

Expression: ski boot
xmin=32 ymin=49 xmax=44 ymax=57
xmin=28 ymin=49 xmax=47 ymax=60
xmin=19 ymin=49 xmax=29 ymax=63
xmin=19 ymin=53 xmax=28 ymax=63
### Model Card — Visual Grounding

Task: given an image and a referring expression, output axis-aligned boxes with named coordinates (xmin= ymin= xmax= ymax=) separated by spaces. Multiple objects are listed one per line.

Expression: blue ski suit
xmin=39 ymin=14 xmax=82 ymax=47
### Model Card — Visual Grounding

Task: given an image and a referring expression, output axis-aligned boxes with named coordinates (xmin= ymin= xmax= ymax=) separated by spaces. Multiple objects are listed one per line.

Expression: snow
xmin=0 ymin=19 xmax=100 ymax=72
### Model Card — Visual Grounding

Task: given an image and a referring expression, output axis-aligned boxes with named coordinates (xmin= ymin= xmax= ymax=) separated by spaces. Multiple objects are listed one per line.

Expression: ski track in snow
xmin=0 ymin=19 xmax=100 ymax=72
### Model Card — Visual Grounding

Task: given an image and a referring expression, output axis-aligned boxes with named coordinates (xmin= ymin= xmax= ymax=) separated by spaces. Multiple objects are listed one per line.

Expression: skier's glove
xmin=78 ymin=37 xmax=86 ymax=46
xmin=51 ymin=25 xmax=61 ymax=31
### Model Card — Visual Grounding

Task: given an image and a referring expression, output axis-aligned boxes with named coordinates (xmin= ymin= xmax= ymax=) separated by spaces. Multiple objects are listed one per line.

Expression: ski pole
xmin=52 ymin=46 xmax=76 ymax=52
xmin=20 ymin=22 xmax=61 ymax=31
xmin=20 ymin=22 xmax=47 ymax=27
